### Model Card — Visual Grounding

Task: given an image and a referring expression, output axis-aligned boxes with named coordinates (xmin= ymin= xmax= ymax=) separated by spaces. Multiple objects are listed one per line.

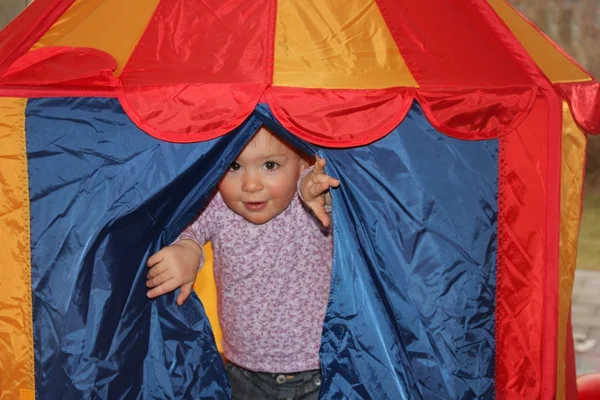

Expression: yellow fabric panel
xmin=0 ymin=98 xmax=34 ymax=400
xmin=556 ymin=101 xmax=587 ymax=400
xmin=31 ymin=0 xmax=160 ymax=75
xmin=488 ymin=0 xmax=591 ymax=83
xmin=19 ymin=389 xmax=35 ymax=400
xmin=193 ymin=243 xmax=222 ymax=352
xmin=274 ymin=0 xmax=418 ymax=89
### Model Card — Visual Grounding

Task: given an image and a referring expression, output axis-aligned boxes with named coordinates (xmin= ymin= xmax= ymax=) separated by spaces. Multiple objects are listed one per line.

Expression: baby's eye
xmin=229 ymin=162 xmax=241 ymax=171
xmin=264 ymin=161 xmax=279 ymax=170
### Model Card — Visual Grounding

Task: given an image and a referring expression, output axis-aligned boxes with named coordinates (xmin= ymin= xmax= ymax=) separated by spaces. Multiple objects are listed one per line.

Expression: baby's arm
xmin=299 ymin=155 xmax=340 ymax=227
xmin=146 ymin=239 xmax=203 ymax=305
xmin=146 ymin=200 xmax=215 ymax=305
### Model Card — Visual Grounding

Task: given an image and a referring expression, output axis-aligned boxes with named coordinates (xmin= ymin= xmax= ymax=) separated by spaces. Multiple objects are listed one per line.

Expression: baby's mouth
xmin=243 ymin=201 xmax=267 ymax=211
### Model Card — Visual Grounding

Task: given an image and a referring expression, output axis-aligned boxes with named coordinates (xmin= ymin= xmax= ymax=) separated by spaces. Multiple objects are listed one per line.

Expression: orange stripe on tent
xmin=556 ymin=100 xmax=587 ymax=400
xmin=273 ymin=0 xmax=417 ymax=89
xmin=0 ymin=98 xmax=35 ymax=400
xmin=31 ymin=0 xmax=161 ymax=76
xmin=488 ymin=0 xmax=591 ymax=84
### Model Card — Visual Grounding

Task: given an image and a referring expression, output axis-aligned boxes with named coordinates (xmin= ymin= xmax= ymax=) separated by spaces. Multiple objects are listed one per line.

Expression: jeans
xmin=225 ymin=362 xmax=322 ymax=400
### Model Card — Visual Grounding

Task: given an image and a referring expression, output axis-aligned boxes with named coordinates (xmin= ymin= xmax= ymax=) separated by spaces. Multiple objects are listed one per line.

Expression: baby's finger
xmin=146 ymin=263 xmax=167 ymax=280
xmin=147 ymin=250 xmax=165 ymax=267
xmin=146 ymin=270 xmax=172 ymax=288
xmin=309 ymin=181 xmax=332 ymax=198
xmin=147 ymin=278 xmax=177 ymax=299
xmin=327 ymin=176 xmax=340 ymax=188
xmin=313 ymin=173 xmax=340 ymax=188
xmin=177 ymin=282 xmax=194 ymax=306
xmin=313 ymin=157 xmax=326 ymax=174
xmin=312 ymin=204 xmax=331 ymax=227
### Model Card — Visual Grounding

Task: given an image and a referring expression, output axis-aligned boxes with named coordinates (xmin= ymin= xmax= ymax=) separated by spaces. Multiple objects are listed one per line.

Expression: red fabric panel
xmin=0 ymin=0 xmax=75 ymax=75
xmin=543 ymin=89 xmax=562 ymax=400
xmin=114 ymin=0 xmax=274 ymax=142
xmin=117 ymin=83 xmax=265 ymax=142
xmin=416 ymin=86 xmax=537 ymax=140
xmin=374 ymin=0 xmax=545 ymax=87
xmin=496 ymin=92 xmax=560 ymax=399
xmin=119 ymin=0 xmax=273 ymax=86
xmin=577 ymin=374 xmax=600 ymax=400
xmin=266 ymin=87 xmax=414 ymax=147
xmin=0 ymin=47 xmax=116 ymax=87
xmin=556 ymin=81 xmax=600 ymax=135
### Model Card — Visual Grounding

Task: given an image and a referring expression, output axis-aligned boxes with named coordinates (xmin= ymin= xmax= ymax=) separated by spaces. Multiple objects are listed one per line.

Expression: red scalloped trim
xmin=0 ymin=48 xmax=539 ymax=144
xmin=116 ymin=83 xmax=265 ymax=143
xmin=265 ymin=86 xmax=415 ymax=148
xmin=118 ymin=85 xmax=536 ymax=146
xmin=555 ymin=81 xmax=600 ymax=135
xmin=415 ymin=85 xmax=537 ymax=140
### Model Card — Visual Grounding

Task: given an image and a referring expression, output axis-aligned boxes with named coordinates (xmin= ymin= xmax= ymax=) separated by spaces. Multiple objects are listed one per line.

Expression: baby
xmin=146 ymin=126 xmax=339 ymax=400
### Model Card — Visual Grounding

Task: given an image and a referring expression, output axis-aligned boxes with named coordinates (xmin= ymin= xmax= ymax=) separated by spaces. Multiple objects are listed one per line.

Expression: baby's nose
xmin=242 ymin=172 xmax=263 ymax=192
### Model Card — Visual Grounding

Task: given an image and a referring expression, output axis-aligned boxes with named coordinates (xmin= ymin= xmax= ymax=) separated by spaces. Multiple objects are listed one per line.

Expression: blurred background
xmin=1 ymin=0 xmax=598 ymax=373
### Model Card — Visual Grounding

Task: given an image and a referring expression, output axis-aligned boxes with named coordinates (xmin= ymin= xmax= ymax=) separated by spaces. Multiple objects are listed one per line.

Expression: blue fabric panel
xmin=27 ymin=99 xmax=498 ymax=400
xmin=257 ymin=103 xmax=498 ymax=399
xmin=26 ymin=98 xmax=260 ymax=399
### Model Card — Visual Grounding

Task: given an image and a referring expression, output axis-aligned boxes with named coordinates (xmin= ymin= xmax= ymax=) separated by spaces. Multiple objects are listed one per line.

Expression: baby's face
xmin=218 ymin=128 xmax=308 ymax=224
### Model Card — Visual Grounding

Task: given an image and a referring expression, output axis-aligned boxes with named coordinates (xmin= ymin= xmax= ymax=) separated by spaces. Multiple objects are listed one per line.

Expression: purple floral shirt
xmin=179 ymin=192 xmax=333 ymax=373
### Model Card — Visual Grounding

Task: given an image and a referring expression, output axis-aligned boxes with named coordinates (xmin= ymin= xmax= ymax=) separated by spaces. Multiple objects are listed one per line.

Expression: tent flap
xmin=416 ymin=85 xmax=538 ymax=140
xmin=25 ymin=97 xmax=262 ymax=398
xmin=1 ymin=46 xmax=116 ymax=87
xmin=265 ymin=86 xmax=415 ymax=147
xmin=117 ymin=83 xmax=266 ymax=143
xmin=556 ymin=81 xmax=600 ymax=135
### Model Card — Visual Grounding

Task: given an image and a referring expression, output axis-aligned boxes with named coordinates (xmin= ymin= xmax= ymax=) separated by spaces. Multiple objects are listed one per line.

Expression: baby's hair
xmin=249 ymin=126 xmax=315 ymax=164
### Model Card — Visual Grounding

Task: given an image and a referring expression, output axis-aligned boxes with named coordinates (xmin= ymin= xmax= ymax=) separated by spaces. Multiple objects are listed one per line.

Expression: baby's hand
xmin=300 ymin=156 xmax=340 ymax=227
xmin=146 ymin=240 xmax=202 ymax=305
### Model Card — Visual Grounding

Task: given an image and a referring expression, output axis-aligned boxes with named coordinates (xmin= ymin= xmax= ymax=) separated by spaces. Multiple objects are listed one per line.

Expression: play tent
xmin=1 ymin=0 xmax=599 ymax=398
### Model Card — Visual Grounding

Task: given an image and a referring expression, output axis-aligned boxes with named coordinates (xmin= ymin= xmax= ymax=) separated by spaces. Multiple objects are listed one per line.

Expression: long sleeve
xmin=175 ymin=195 xmax=217 ymax=270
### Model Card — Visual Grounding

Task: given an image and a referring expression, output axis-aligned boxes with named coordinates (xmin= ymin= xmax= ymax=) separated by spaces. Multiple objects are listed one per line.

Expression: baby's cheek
xmin=271 ymin=181 xmax=296 ymax=203
xmin=218 ymin=178 xmax=238 ymax=204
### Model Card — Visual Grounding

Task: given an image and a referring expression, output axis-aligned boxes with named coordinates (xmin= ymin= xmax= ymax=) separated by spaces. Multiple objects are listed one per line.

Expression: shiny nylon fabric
xmin=557 ymin=102 xmax=587 ymax=400
xmin=0 ymin=0 xmax=547 ymax=145
xmin=556 ymin=81 xmax=600 ymax=135
xmin=0 ymin=0 xmax=76 ymax=76
xmin=0 ymin=98 xmax=35 ymax=399
xmin=272 ymin=0 xmax=417 ymax=89
xmin=32 ymin=0 xmax=161 ymax=76
xmin=256 ymin=103 xmax=499 ymax=399
xmin=487 ymin=0 xmax=591 ymax=83
xmin=26 ymin=98 xmax=260 ymax=399
xmin=23 ymin=98 xmax=500 ymax=399
xmin=495 ymin=93 xmax=558 ymax=399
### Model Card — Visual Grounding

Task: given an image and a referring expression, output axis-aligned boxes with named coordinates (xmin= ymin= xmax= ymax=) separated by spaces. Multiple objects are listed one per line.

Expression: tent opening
xmin=187 ymin=126 xmax=334 ymax=361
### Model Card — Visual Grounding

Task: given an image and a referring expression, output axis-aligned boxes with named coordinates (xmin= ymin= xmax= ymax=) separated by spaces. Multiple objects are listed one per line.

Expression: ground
xmin=573 ymin=269 xmax=600 ymax=375
xmin=578 ymin=194 xmax=600 ymax=271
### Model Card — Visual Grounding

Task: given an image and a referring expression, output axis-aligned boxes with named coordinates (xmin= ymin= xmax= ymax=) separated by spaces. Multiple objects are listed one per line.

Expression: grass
xmin=577 ymin=194 xmax=600 ymax=270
